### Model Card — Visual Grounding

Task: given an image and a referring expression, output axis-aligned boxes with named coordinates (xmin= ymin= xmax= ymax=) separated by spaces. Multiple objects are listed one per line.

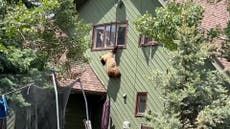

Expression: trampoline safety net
xmin=0 ymin=73 xmax=74 ymax=129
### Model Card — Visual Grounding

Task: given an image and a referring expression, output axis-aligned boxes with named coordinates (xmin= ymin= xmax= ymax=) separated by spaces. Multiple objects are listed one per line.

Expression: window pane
xmin=117 ymin=24 xmax=126 ymax=45
xmin=105 ymin=25 xmax=114 ymax=48
xmin=144 ymin=36 xmax=152 ymax=44
xmin=110 ymin=25 xmax=116 ymax=46
xmin=139 ymin=35 xmax=157 ymax=47
xmin=94 ymin=26 xmax=104 ymax=48
xmin=139 ymin=95 xmax=147 ymax=113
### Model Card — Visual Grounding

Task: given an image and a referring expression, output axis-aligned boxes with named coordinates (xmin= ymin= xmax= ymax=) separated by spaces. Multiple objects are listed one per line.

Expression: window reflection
xmin=94 ymin=26 xmax=104 ymax=48
xmin=92 ymin=22 xmax=127 ymax=50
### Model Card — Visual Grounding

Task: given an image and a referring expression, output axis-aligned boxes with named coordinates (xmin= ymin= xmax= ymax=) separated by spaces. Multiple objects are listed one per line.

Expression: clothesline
xmin=2 ymin=83 xmax=33 ymax=96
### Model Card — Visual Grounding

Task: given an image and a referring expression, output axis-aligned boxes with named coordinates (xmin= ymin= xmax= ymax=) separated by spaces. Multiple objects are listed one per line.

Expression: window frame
xmin=91 ymin=21 xmax=128 ymax=51
xmin=141 ymin=124 xmax=154 ymax=129
xmin=138 ymin=34 xmax=158 ymax=47
xmin=135 ymin=92 xmax=148 ymax=117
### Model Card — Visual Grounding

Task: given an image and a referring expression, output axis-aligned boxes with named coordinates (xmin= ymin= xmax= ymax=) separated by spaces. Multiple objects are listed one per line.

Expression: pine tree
xmin=223 ymin=21 xmax=230 ymax=61
xmin=135 ymin=1 xmax=230 ymax=128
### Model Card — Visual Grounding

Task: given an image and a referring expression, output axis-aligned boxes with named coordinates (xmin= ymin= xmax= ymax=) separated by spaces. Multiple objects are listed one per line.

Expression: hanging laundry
xmin=0 ymin=95 xmax=8 ymax=118
xmin=101 ymin=99 xmax=110 ymax=129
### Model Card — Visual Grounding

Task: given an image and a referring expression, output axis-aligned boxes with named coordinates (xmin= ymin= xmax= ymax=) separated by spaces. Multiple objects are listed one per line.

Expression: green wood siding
xmin=79 ymin=0 xmax=170 ymax=128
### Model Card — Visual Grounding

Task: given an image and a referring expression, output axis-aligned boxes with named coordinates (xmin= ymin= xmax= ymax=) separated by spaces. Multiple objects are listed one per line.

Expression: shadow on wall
xmin=76 ymin=0 xmax=116 ymax=23
xmin=114 ymin=48 xmax=123 ymax=66
xmin=142 ymin=46 xmax=158 ymax=65
xmin=107 ymin=46 xmax=123 ymax=101
xmin=107 ymin=77 xmax=121 ymax=101
xmin=130 ymin=0 xmax=162 ymax=15
xmin=116 ymin=0 xmax=127 ymax=22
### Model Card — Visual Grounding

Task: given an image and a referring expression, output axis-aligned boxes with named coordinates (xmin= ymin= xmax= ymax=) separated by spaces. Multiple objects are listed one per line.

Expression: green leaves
xmin=0 ymin=47 xmax=36 ymax=74
xmin=0 ymin=0 xmax=90 ymax=108
xmin=134 ymin=0 xmax=204 ymax=50
xmin=197 ymin=97 xmax=230 ymax=129
xmin=138 ymin=1 xmax=230 ymax=128
xmin=222 ymin=21 xmax=230 ymax=61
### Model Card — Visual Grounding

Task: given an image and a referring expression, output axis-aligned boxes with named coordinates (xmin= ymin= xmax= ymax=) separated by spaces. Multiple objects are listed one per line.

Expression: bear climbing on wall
xmin=100 ymin=47 xmax=121 ymax=78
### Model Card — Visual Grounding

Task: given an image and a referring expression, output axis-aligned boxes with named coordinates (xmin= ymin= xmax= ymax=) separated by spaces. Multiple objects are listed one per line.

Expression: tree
xmin=0 ymin=0 xmax=90 ymax=106
xmin=135 ymin=1 xmax=230 ymax=128
xmin=135 ymin=0 xmax=204 ymax=50
xmin=223 ymin=6 xmax=230 ymax=61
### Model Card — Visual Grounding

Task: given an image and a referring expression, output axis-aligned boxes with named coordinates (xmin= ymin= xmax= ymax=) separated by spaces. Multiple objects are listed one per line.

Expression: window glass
xmin=135 ymin=92 xmax=147 ymax=117
xmin=94 ymin=26 xmax=104 ymax=48
xmin=139 ymin=35 xmax=158 ymax=47
xmin=105 ymin=25 xmax=114 ymax=48
xmin=143 ymin=36 xmax=152 ymax=44
xmin=110 ymin=25 xmax=116 ymax=46
xmin=117 ymin=25 xmax=126 ymax=45
xmin=139 ymin=95 xmax=147 ymax=113
xmin=92 ymin=22 xmax=127 ymax=50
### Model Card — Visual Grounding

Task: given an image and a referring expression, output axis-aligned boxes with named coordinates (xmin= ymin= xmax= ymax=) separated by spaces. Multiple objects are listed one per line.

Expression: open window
xmin=92 ymin=21 xmax=128 ymax=50
xmin=139 ymin=35 xmax=158 ymax=47
xmin=135 ymin=92 xmax=148 ymax=117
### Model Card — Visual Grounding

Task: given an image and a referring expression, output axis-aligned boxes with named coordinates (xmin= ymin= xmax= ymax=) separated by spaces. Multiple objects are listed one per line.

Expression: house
xmin=176 ymin=0 xmax=230 ymax=73
xmin=59 ymin=64 xmax=107 ymax=129
xmin=195 ymin=0 xmax=230 ymax=74
xmin=69 ymin=0 xmax=230 ymax=129
xmin=72 ymin=0 xmax=170 ymax=129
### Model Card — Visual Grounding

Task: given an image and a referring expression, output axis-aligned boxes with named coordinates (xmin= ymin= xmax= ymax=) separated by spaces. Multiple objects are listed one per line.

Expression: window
xmin=135 ymin=92 xmax=148 ymax=117
xmin=139 ymin=35 xmax=158 ymax=47
xmin=92 ymin=21 xmax=128 ymax=50
xmin=141 ymin=124 xmax=154 ymax=129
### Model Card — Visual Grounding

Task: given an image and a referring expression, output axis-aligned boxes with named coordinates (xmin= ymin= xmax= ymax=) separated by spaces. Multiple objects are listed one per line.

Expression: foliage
xmin=0 ymin=47 xmax=36 ymax=73
xmin=0 ymin=0 xmax=90 ymax=73
xmin=223 ymin=21 xmax=230 ymax=61
xmin=134 ymin=0 xmax=204 ymax=50
xmin=144 ymin=110 xmax=182 ymax=129
xmin=197 ymin=97 xmax=230 ymax=129
xmin=220 ymin=40 xmax=230 ymax=61
xmin=135 ymin=1 xmax=230 ymax=128
xmin=221 ymin=0 xmax=230 ymax=62
xmin=0 ymin=0 xmax=90 ymax=107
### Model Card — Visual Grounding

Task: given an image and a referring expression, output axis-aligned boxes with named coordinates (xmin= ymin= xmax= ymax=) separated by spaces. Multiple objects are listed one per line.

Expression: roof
xmin=195 ymin=0 xmax=230 ymax=69
xmin=175 ymin=0 xmax=230 ymax=69
xmin=58 ymin=64 xmax=107 ymax=94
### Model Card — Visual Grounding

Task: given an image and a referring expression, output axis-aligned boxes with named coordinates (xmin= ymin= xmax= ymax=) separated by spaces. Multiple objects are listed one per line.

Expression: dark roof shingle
xmin=58 ymin=64 xmax=107 ymax=94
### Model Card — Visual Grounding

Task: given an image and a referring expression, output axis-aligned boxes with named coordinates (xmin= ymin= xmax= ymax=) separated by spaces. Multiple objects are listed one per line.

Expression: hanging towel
xmin=0 ymin=95 xmax=8 ymax=118
xmin=101 ymin=99 xmax=110 ymax=129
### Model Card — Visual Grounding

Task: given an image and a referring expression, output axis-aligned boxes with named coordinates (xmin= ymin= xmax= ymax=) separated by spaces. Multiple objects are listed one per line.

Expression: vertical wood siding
xmin=79 ymin=0 xmax=170 ymax=128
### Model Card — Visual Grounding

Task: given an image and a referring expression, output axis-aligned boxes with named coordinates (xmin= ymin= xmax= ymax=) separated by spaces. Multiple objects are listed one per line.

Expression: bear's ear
xmin=100 ymin=58 xmax=106 ymax=65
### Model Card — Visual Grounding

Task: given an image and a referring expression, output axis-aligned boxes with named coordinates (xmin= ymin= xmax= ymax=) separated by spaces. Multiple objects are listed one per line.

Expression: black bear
xmin=100 ymin=47 xmax=121 ymax=78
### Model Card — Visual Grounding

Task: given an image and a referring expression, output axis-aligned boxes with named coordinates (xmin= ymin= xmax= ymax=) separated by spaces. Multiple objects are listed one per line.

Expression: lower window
xmin=139 ymin=35 xmax=158 ymax=47
xmin=141 ymin=124 xmax=154 ymax=129
xmin=135 ymin=92 xmax=148 ymax=117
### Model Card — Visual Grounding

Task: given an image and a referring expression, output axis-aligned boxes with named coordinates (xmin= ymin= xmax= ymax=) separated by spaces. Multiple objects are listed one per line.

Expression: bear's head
xmin=99 ymin=52 xmax=113 ymax=65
